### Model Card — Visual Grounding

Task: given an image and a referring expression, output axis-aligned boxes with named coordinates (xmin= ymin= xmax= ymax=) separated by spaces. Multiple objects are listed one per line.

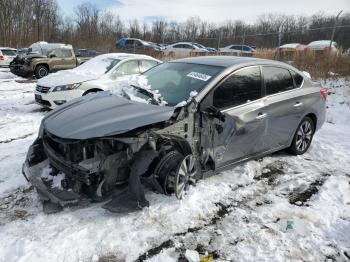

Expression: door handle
xmin=256 ymin=113 xmax=267 ymax=120
xmin=294 ymin=102 xmax=303 ymax=108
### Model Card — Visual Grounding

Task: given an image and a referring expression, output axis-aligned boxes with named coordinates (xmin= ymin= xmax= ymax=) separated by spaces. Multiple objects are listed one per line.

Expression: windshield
xmin=141 ymin=62 xmax=224 ymax=106
xmin=194 ymin=43 xmax=205 ymax=49
xmin=75 ymin=56 xmax=121 ymax=75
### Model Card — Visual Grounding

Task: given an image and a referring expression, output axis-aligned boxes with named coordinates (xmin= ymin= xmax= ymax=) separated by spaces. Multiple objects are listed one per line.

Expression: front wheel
xmin=34 ymin=65 xmax=49 ymax=79
xmin=287 ymin=117 xmax=315 ymax=155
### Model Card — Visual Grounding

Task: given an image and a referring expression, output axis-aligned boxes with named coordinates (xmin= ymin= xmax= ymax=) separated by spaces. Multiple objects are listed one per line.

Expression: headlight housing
xmin=53 ymin=83 xmax=82 ymax=92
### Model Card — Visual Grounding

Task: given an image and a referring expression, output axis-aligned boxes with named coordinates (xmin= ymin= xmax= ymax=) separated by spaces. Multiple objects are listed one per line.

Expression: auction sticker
xmin=187 ymin=72 xmax=212 ymax=81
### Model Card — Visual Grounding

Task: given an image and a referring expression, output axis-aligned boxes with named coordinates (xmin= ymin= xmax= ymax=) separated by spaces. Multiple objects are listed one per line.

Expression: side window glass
xmin=213 ymin=67 xmax=262 ymax=109
xmin=140 ymin=60 xmax=158 ymax=72
xmin=263 ymin=67 xmax=295 ymax=95
xmin=61 ymin=49 xmax=73 ymax=57
xmin=173 ymin=44 xmax=182 ymax=48
xmin=114 ymin=60 xmax=140 ymax=77
xmin=290 ymin=70 xmax=304 ymax=88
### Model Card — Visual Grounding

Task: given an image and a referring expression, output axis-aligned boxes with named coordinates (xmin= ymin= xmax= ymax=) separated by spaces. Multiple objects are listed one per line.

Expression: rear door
xmin=200 ymin=66 xmax=267 ymax=167
xmin=60 ymin=49 xmax=76 ymax=69
xmin=262 ymin=66 xmax=305 ymax=150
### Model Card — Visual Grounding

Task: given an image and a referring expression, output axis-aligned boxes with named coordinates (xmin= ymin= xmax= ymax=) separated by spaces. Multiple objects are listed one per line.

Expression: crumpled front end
xmin=22 ymin=127 xmax=165 ymax=214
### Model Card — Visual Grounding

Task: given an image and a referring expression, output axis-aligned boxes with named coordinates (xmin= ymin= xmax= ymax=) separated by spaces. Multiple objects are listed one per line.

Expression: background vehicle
xmin=34 ymin=53 xmax=161 ymax=108
xmin=116 ymin=37 xmax=162 ymax=51
xmin=75 ymin=49 xmax=102 ymax=57
xmin=306 ymin=40 xmax=339 ymax=54
xmin=219 ymin=44 xmax=256 ymax=55
xmin=0 ymin=47 xmax=17 ymax=67
xmin=193 ymin=43 xmax=216 ymax=52
xmin=163 ymin=42 xmax=208 ymax=57
xmin=10 ymin=42 xmax=90 ymax=79
xmin=23 ymin=56 xmax=326 ymax=213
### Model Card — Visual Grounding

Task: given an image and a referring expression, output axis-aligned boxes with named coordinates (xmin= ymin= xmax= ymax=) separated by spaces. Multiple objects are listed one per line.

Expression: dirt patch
xmin=289 ymin=174 xmax=330 ymax=206
xmin=254 ymin=161 xmax=285 ymax=185
xmin=0 ymin=133 xmax=34 ymax=143
xmin=135 ymin=239 xmax=174 ymax=262
xmin=0 ymin=186 xmax=35 ymax=224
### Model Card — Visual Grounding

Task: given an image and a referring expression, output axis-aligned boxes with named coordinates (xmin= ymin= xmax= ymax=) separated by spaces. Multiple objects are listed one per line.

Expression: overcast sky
xmin=57 ymin=0 xmax=349 ymax=23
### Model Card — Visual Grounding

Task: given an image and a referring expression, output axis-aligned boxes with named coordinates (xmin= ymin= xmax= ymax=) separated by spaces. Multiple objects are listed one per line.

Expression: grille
xmin=36 ymin=85 xmax=50 ymax=93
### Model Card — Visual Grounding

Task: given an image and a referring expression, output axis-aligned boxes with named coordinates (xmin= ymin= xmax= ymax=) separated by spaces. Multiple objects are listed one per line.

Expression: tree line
xmin=0 ymin=0 xmax=349 ymax=51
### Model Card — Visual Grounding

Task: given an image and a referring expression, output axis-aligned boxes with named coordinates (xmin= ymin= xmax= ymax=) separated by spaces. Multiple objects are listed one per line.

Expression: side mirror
xmin=49 ymin=54 xmax=56 ymax=58
xmin=203 ymin=106 xmax=225 ymax=121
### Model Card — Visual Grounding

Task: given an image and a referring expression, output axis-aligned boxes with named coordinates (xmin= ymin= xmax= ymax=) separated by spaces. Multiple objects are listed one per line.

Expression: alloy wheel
xmin=295 ymin=120 xmax=313 ymax=152
xmin=174 ymin=155 xmax=197 ymax=199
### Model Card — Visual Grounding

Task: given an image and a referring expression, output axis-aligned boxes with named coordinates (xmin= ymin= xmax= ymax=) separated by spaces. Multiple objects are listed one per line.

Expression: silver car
xmin=22 ymin=56 xmax=327 ymax=213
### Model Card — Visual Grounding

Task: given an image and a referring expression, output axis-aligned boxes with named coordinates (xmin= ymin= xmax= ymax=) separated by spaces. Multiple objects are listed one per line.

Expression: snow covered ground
xmin=0 ymin=67 xmax=349 ymax=262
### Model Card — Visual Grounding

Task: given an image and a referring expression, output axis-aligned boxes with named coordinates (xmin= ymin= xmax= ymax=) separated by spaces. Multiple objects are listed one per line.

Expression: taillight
xmin=320 ymin=88 xmax=328 ymax=101
xmin=0 ymin=55 xmax=4 ymax=60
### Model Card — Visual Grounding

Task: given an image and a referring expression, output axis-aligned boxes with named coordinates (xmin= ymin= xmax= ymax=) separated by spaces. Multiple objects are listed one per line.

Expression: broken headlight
xmin=53 ymin=83 xmax=82 ymax=92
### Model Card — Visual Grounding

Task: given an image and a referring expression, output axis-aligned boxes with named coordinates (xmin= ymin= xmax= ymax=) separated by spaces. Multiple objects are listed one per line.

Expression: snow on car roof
xmin=0 ymin=47 xmax=17 ymax=50
xmin=307 ymin=40 xmax=337 ymax=49
xmin=96 ymin=53 xmax=158 ymax=60
xmin=279 ymin=43 xmax=302 ymax=48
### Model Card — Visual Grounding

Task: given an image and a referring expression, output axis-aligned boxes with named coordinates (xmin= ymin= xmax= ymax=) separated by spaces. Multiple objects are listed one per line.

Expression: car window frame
xmin=112 ymin=59 xmax=141 ymax=78
xmin=199 ymin=65 xmax=264 ymax=112
xmin=261 ymin=65 xmax=301 ymax=97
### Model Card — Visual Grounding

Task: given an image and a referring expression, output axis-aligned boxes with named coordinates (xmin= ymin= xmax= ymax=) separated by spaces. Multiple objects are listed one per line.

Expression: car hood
xmin=38 ymin=69 xmax=102 ymax=88
xmin=43 ymin=92 xmax=175 ymax=139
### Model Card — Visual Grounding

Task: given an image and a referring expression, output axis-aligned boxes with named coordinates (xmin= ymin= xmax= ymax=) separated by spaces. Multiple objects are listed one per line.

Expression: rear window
xmin=263 ymin=66 xmax=294 ymax=95
xmin=1 ymin=49 xmax=16 ymax=56
xmin=290 ymin=70 xmax=304 ymax=88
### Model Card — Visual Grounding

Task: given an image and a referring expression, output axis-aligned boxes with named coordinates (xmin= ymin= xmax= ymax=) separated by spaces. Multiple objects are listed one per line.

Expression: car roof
xmin=170 ymin=56 xmax=292 ymax=68
xmin=0 ymin=47 xmax=16 ymax=50
xmin=95 ymin=53 xmax=160 ymax=62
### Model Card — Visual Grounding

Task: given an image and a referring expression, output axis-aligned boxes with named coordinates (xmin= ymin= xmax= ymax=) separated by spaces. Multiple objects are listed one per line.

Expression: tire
xmin=287 ymin=116 xmax=315 ymax=155
xmin=154 ymin=151 xmax=184 ymax=195
xmin=34 ymin=65 xmax=49 ymax=79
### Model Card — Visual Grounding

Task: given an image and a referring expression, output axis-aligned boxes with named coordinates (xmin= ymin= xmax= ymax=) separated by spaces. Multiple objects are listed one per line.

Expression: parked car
xmin=34 ymin=53 xmax=161 ymax=109
xmin=75 ymin=49 xmax=102 ymax=57
xmin=23 ymin=56 xmax=326 ymax=213
xmin=163 ymin=42 xmax=208 ymax=57
xmin=116 ymin=37 xmax=162 ymax=52
xmin=0 ymin=47 xmax=17 ymax=67
xmin=219 ymin=44 xmax=255 ymax=55
xmin=10 ymin=42 xmax=90 ymax=79
xmin=306 ymin=40 xmax=339 ymax=54
xmin=193 ymin=43 xmax=216 ymax=52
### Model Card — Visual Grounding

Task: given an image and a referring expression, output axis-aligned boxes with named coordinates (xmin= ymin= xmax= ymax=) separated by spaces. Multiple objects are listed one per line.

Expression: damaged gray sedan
xmin=22 ymin=56 xmax=327 ymax=213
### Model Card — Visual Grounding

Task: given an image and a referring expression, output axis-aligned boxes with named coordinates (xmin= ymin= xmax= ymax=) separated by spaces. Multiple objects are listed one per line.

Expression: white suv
xmin=0 ymin=47 xmax=17 ymax=67
xmin=34 ymin=53 xmax=161 ymax=109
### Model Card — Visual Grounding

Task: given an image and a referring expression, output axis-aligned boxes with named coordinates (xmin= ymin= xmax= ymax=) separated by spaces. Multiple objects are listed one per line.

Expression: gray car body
xmin=23 ymin=56 xmax=326 ymax=212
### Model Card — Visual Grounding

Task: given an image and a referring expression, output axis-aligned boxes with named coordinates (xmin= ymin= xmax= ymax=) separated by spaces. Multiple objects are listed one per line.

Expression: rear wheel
xmin=34 ymin=65 xmax=49 ymax=79
xmin=287 ymin=117 xmax=315 ymax=155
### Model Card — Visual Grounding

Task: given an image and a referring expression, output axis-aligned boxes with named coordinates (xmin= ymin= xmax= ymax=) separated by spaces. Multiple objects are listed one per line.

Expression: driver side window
xmin=212 ymin=67 xmax=262 ymax=109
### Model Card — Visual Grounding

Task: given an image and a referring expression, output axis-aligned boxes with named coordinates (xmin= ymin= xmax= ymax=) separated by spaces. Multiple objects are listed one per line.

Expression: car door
xmin=60 ymin=49 xmax=76 ymax=69
xmin=262 ymin=66 xmax=305 ymax=150
xmin=183 ymin=44 xmax=194 ymax=56
xmin=200 ymin=66 xmax=267 ymax=168
xmin=47 ymin=49 xmax=63 ymax=71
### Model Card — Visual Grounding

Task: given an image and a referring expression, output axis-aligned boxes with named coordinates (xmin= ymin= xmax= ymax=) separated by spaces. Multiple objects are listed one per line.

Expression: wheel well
xmin=170 ymin=137 xmax=192 ymax=156
xmin=82 ymin=88 xmax=104 ymax=95
xmin=305 ymin=113 xmax=317 ymax=129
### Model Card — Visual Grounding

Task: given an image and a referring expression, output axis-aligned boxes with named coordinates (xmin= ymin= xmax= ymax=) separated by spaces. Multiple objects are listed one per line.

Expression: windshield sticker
xmin=187 ymin=72 xmax=212 ymax=81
